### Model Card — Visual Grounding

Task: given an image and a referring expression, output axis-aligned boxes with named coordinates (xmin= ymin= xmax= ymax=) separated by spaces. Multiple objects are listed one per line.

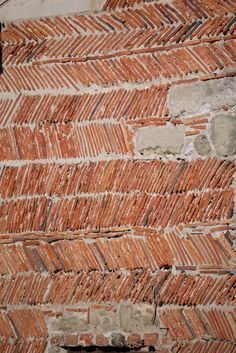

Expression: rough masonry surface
xmin=137 ymin=125 xmax=184 ymax=155
xmin=0 ymin=0 xmax=236 ymax=353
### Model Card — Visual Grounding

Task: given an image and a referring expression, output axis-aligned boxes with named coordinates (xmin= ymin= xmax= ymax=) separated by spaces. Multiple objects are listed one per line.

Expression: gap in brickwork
xmin=66 ymin=347 xmax=153 ymax=352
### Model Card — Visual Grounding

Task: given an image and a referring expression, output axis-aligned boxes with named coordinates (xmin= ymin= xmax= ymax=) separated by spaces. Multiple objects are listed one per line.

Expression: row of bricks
xmin=2 ymin=0 xmax=236 ymax=43
xmin=0 ymin=271 xmax=234 ymax=305
xmin=0 ymin=190 xmax=233 ymax=233
xmin=0 ymin=231 xmax=234 ymax=274
xmin=0 ymin=158 xmax=234 ymax=199
xmin=0 ymin=84 xmax=168 ymax=127
xmin=172 ymin=340 xmax=236 ymax=353
xmin=161 ymin=307 xmax=236 ymax=341
xmin=0 ymin=307 xmax=235 ymax=342
xmin=0 ymin=339 xmax=46 ymax=353
xmin=0 ymin=123 xmax=134 ymax=160
xmin=103 ymin=0 xmax=236 ymax=15
xmin=0 ymin=338 xmax=235 ymax=353
xmin=3 ymin=17 xmax=235 ymax=65
xmin=1 ymin=40 xmax=235 ymax=93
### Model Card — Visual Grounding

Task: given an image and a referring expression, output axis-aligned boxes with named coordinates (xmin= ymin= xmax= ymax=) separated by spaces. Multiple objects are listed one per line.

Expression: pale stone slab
xmin=194 ymin=135 xmax=211 ymax=156
xmin=211 ymin=113 xmax=236 ymax=156
xmin=0 ymin=0 xmax=103 ymax=21
xmin=168 ymin=76 xmax=236 ymax=117
xmin=137 ymin=125 xmax=185 ymax=155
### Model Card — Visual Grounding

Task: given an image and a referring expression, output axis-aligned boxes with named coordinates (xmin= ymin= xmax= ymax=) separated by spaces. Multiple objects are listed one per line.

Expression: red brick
xmin=96 ymin=334 xmax=109 ymax=346
xmin=63 ymin=334 xmax=79 ymax=346
xmin=143 ymin=333 xmax=159 ymax=346
xmin=128 ymin=333 xmax=142 ymax=346
xmin=79 ymin=333 xmax=94 ymax=346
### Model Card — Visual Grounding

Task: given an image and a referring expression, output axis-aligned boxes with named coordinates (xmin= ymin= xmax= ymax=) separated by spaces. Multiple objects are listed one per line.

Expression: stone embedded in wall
xmin=136 ymin=126 xmax=185 ymax=155
xmin=119 ymin=304 xmax=135 ymax=331
xmin=211 ymin=113 xmax=236 ymax=156
xmin=51 ymin=312 xmax=88 ymax=333
xmin=111 ymin=333 xmax=126 ymax=347
xmin=168 ymin=76 xmax=236 ymax=117
xmin=90 ymin=306 xmax=119 ymax=331
xmin=194 ymin=135 xmax=211 ymax=156
xmin=48 ymin=347 xmax=68 ymax=353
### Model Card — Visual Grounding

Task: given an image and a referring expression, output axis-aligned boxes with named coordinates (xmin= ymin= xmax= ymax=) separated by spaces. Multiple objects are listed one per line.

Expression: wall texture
xmin=0 ymin=1 xmax=236 ymax=353
xmin=0 ymin=0 xmax=103 ymax=21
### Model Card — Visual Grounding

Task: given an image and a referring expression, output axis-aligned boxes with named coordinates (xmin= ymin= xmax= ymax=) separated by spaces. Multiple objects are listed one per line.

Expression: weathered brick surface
xmin=1 ymin=158 xmax=234 ymax=198
xmin=0 ymin=0 xmax=236 ymax=352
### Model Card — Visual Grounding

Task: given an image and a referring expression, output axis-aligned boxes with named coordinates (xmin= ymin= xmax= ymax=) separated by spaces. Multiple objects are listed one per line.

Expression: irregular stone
xmin=135 ymin=306 xmax=159 ymax=330
xmin=119 ymin=304 xmax=135 ymax=331
xmin=211 ymin=113 xmax=236 ymax=156
xmin=48 ymin=348 xmax=68 ymax=353
xmin=168 ymin=77 xmax=236 ymax=117
xmin=194 ymin=135 xmax=211 ymax=156
xmin=51 ymin=313 xmax=88 ymax=333
xmin=90 ymin=308 xmax=119 ymax=331
xmin=111 ymin=333 xmax=126 ymax=347
xmin=137 ymin=125 xmax=184 ymax=155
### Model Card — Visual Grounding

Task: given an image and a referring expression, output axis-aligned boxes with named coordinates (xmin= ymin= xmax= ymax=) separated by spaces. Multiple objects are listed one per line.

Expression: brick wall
xmin=0 ymin=1 xmax=236 ymax=353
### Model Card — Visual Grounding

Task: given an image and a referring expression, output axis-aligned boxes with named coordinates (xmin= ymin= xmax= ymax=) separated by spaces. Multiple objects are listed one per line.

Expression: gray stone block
xmin=111 ymin=333 xmax=126 ymax=347
xmin=119 ymin=304 xmax=135 ymax=331
xmin=194 ymin=135 xmax=211 ymax=156
xmin=48 ymin=348 xmax=68 ymax=353
xmin=169 ymin=77 xmax=236 ymax=117
xmin=51 ymin=313 xmax=88 ymax=333
xmin=136 ymin=125 xmax=184 ymax=155
xmin=211 ymin=113 xmax=236 ymax=156
xmin=90 ymin=308 xmax=119 ymax=331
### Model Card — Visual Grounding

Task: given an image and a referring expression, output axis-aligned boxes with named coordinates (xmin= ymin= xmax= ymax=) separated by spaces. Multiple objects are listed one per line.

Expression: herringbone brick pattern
xmin=0 ymin=0 xmax=235 ymax=352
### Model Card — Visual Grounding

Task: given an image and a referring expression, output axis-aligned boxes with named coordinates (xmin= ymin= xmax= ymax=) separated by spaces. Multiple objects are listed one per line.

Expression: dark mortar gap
xmin=66 ymin=346 xmax=145 ymax=352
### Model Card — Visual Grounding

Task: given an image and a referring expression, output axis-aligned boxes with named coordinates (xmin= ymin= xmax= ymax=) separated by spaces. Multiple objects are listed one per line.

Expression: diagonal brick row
xmin=160 ymin=307 xmax=236 ymax=342
xmin=0 ymin=189 xmax=234 ymax=233
xmin=0 ymin=123 xmax=134 ymax=161
xmin=3 ymin=16 xmax=235 ymax=65
xmin=0 ymin=231 xmax=234 ymax=275
xmin=103 ymin=0 xmax=236 ymax=15
xmin=1 ymin=40 xmax=235 ymax=93
xmin=0 ymin=158 xmax=234 ymax=199
xmin=167 ymin=230 xmax=236 ymax=267
xmin=172 ymin=341 xmax=236 ymax=353
xmin=0 ymin=338 xmax=47 ymax=353
xmin=0 ymin=271 xmax=235 ymax=306
xmin=0 ymin=84 xmax=169 ymax=127
xmin=2 ymin=1 xmax=236 ymax=44
xmin=0 ymin=309 xmax=47 ymax=339
xmin=0 ymin=235 xmax=173 ymax=273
